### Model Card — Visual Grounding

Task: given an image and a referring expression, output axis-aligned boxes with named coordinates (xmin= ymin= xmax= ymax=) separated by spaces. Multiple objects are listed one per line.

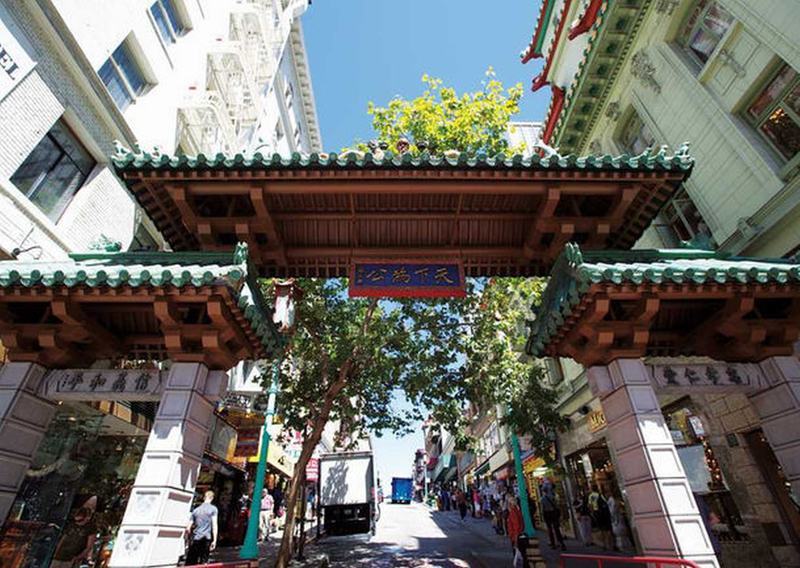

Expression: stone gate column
xmin=109 ymin=362 xmax=227 ymax=568
xmin=0 ymin=362 xmax=55 ymax=527
xmin=750 ymin=356 xmax=800 ymax=498
xmin=588 ymin=359 xmax=719 ymax=568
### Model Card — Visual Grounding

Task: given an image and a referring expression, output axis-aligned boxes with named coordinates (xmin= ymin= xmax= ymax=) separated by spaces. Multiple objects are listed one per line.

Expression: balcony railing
xmin=177 ymin=90 xmax=238 ymax=154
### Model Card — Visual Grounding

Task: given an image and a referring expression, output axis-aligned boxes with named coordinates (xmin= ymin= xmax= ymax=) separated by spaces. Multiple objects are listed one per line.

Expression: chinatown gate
xmin=0 ymin=145 xmax=797 ymax=567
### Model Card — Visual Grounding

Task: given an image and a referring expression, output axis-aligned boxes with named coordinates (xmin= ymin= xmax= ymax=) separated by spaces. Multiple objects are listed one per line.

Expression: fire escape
xmin=176 ymin=0 xmax=302 ymax=155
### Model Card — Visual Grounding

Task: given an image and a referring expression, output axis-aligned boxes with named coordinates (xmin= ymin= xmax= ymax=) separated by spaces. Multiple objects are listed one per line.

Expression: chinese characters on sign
xmin=649 ymin=363 xmax=766 ymax=391
xmin=587 ymin=410 xmax=607 ymax=433
xmin=42 ymin=369 xmax=164 ymax=401
xmin=349 ymin=260 xmax=466 ymax=298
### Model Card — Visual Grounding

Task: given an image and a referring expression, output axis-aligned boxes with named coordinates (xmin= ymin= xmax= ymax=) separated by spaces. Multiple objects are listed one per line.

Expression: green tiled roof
xmin=110 ymin=144 xmax=694 ymax=173
xmin=526 ymin=244 xmax=800 ymax=357
xmin=0 ymin=243 xmax=280 ymax=354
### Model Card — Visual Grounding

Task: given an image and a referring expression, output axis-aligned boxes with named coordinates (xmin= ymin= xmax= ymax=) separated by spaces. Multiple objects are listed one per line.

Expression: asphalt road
xmin=297 ymin=502 xmax=515 ymax=567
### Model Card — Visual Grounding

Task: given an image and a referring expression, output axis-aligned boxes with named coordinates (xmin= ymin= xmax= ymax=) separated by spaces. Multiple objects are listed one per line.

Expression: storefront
xmin=0 ymin=403 xmax=149 ymax=567
xmin=661 ymin=399 xmax=748 ymax=546
xmin=522 ymin=453 xmax=572 ymax=537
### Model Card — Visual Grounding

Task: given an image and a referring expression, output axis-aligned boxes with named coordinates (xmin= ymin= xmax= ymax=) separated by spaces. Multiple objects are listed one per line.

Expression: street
xmin=298 ymin=502 xmax=514 ymax=567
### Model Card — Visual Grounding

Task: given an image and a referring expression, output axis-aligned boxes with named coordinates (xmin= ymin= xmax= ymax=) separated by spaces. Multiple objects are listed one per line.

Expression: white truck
xmin=318 ymin=450 xmax=376 ymax=536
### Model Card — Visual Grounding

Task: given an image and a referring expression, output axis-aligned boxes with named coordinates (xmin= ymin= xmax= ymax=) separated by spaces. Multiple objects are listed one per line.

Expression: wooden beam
xmin=524 ymin=187 xmax=560 ymax=252
xmin=251 ymin=186 xmax=288 ymax=266
xmin=51 ymin=298 xmax=122 ymax=355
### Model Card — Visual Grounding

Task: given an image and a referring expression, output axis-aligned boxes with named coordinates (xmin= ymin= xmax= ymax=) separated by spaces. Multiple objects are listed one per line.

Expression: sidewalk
xmin=209 ymin=519 xmax=320 ymax=567
xmin=429 ymin=507 xmax=636 ymax=567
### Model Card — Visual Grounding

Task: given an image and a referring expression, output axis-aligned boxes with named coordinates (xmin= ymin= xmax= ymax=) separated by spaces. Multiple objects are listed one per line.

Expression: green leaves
xmin=355 ymin=70 xmax=524 ymax=156
xmin=461 ymin=278 xmax=565 ymax=465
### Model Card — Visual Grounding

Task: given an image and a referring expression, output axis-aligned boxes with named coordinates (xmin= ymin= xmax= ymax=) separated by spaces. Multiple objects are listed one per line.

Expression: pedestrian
xmin=573 ymin=492 xmax=593 ymax=546
xmin=457 ymin=489 xmax=468 ymax=522
xmin=185 ymin=490 xmax=218 ymax=565
xmin=507 ymin=497 xmax=524 ymax=554
xmin=589 ymin=484 xmax=613 ymax=551
xmin=607 ymin=494 xmax=630 ymax=551
xmin=259 ymin=488 xmax=274 ymax=541
xmin=472 ymin=487 xmax=481 ymax=518
xmin=540 ymin=479 xmax=566 ymax=551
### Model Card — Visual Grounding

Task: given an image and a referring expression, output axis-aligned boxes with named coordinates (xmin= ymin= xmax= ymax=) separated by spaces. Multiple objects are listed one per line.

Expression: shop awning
xmin=474 ymin=460 xmax=490 ymax=476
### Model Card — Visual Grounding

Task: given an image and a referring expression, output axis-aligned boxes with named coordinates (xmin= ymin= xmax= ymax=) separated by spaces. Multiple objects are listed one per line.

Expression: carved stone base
xmin=109 ymin=363 xmax=226 ymax=568
xmin=589 ymin=359 xmax=720 ymax=568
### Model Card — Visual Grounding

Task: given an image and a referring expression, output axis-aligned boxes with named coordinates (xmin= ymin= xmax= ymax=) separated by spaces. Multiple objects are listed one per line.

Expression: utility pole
xmin=240 ymin=356 xmax=282 ymax=559
xmin=240 ymin=280 xmax=299 ymax=560
xmin=510 ymin=431 xmax=535 ymax=537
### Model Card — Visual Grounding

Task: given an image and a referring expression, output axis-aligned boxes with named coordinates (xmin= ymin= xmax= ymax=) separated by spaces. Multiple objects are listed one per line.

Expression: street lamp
xmin=240 ymin=280 xmax=301 ymax=560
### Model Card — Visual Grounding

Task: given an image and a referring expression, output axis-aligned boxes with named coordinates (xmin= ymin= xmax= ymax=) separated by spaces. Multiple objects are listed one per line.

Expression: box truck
xmin=319 ymin=450 xmax=376 ymax=535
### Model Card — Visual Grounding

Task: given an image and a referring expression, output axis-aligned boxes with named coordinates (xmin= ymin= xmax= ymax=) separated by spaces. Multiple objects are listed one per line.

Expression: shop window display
xmin=0 ymin=406 xmax=146 ymax=567
xmin=663 ymin=400 xmax=748 ymax=543
xmin=565 ymin=440 xmax=633 ymax=552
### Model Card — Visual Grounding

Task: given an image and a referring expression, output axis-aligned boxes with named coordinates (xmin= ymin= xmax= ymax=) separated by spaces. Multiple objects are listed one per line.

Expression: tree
xmin=270 ymin=72 xmax=532 ymax=567
xmin=270 ymin=279 xmax=468 ymax=567
xmin=356 ymin=69 xmax=524 ymax=156
xmin=461 ymin=278 xmax=566 ymax=466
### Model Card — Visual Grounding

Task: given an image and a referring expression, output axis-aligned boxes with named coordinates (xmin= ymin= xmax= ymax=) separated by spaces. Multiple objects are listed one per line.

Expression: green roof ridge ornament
xmin=88 ymin=235 xmax=122 ymax=253
xmin=233 ymin=242 xmax=249 ymax=265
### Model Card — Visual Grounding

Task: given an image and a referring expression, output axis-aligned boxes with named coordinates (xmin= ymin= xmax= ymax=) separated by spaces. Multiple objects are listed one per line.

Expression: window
xmin=99 ymin=41 xmax=147 ymax=110
xmin=680 ymin=0 xmax=734 ymax=65
xmin=150 ymin=0 xmax=186 ymax=44
xmin=10 ymin=119 xmax=96 ymax=221
xmin=745 ymin=63 xmax=800 ymax=165
xmin=618 ymin=112 xmax=655 ymax=155
xmin=655 ymin=187 xmax=710 ymax=246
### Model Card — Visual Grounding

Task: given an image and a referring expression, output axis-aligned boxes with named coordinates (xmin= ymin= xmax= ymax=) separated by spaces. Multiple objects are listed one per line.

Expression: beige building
xmin=523 ymin=0 xmax=800 ymax=566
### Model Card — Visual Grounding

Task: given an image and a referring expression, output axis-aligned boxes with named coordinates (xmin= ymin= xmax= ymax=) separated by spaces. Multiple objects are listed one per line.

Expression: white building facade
xmin=0 ymin=0 xmax=320 ymax=262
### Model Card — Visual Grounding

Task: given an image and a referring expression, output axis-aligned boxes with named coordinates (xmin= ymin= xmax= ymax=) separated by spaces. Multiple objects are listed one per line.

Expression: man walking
xmin=540 ymin=479 xmax=566 ymax=551
xmin=259 ymin=488 xmax=274 ymax=541
xmin=186 ymin=490 xmax=218 ymax=565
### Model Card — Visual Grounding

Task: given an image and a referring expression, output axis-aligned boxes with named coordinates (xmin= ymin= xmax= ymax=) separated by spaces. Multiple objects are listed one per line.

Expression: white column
xmin=750 ymin=356 xmax=800 ymax=498
xmin=588 ymin=359 xmax=720 ymax=568
xmin=0 ymin=362 xmax=55 ymax=527
xmin=109 ymin=362 xmax=227 ymax=568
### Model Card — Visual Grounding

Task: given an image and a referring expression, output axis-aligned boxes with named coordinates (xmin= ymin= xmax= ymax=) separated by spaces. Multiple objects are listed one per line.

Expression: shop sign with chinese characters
xmin=649 ymin=363 xmax=767 ymax=392
xmin=41 ymin=368 xmax=165 ymax=401
xmin=349 ymin=260 xmax=466 ymax=298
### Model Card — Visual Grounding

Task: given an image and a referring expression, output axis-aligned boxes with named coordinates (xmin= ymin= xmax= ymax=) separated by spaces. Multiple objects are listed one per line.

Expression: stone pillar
xmin=750 ymin=356 xmax=800 ymax=499
xmin=588 ymin=359 xmax=720 ymax=568
xmin=0 ymin=362 xmax=55 ymax=527
xmin=109 ymin=363 xmax=227 ymax=568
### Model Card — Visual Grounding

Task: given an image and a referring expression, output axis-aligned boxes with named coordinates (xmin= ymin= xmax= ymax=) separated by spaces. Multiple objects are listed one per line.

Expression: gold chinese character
xmin=366 ymin=268 xmax=388 ymax=282
xmin=392 ymin=267 xmax=411 ymax=283
xmin=414 ymin=267 xmax=430 ymax=279
xmin=434 ymin=267 xmax=455 ymax=284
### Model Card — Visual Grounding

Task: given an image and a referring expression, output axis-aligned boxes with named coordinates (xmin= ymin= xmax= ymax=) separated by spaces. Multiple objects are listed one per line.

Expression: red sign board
xmin=234 ymin=428 xmax=260 ymax=458
xmin=306 ymin=457 xmax=320 ymax=483
xmin=349 ymin=259 xmax=466 ymax=298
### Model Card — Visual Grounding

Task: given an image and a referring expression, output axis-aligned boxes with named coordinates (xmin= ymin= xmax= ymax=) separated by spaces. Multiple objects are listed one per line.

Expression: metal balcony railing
xmin=177 ymin=90 xmax=238 ymax=154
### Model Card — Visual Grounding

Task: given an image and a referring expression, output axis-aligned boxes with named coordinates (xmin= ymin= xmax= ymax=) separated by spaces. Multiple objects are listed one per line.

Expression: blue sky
xmin=303 ymin=0 xmax=547 ymax=485
xmin=303 ymin=0 xmax=549 ymax=152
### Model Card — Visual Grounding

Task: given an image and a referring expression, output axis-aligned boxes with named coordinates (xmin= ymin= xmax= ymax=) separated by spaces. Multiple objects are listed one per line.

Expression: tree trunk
xmin=275 ymin=423 xmax=323 ymax=567
xmin=275 ymin=363 xmax=352 ymax=567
